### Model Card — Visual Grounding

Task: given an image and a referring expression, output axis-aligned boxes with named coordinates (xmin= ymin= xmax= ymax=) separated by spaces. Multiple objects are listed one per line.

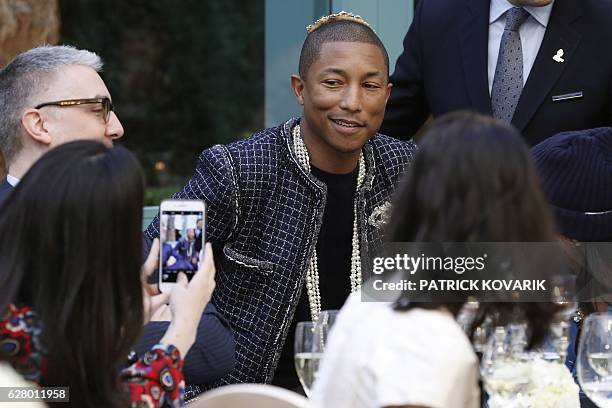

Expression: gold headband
xmin=306 ymin=11 xmax=375 ymax=34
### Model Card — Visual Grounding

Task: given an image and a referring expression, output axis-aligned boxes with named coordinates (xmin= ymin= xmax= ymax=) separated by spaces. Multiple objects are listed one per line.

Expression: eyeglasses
xmin=35 ymin=97 xmax=114 ymax=123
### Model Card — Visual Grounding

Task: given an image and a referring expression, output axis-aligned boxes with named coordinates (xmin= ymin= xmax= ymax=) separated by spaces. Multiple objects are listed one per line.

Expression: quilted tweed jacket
xmin=144 ymin=117 xmax=416 ymax=386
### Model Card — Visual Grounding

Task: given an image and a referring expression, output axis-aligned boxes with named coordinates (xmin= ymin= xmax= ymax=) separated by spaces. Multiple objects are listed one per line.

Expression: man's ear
xmin=21 ymin=109 xmax=52 ymax=146
xmin=384 ymin=82 xmax=393 ymax=105
xmin=291 ymin=74 xmax=305 ymax=106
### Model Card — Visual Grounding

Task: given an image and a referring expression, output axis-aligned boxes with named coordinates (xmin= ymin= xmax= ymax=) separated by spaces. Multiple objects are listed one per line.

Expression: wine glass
xmin=481 ymin=326 xmax=514 ymax=376
xmin=577 ymin=313 xmax=612 ymax=407
xmin=481 ymin=325 xmax=530 ymax=406
xmin=318 ymin=309 xmax=339 ymax=328
xmin=294 ymin=321 xmax=329 ymax=397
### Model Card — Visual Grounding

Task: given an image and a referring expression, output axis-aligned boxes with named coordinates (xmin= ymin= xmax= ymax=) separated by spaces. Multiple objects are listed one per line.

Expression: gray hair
xmin=0 ymin=45 xmax=103 ymax=165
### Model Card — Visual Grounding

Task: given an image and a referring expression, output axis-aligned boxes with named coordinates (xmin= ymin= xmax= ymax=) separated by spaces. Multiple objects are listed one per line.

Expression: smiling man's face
xmin=293 ymin=41 xmax=391 ymax=165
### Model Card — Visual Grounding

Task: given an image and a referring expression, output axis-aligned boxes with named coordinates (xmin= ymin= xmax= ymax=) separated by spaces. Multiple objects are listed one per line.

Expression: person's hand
xmin=141 ymin=239 xmax=170 ymax=324
xmin=160 ymin=243 xmax=216 ymax=357
xmin=150 ymin=304 xmax=172 ymax=321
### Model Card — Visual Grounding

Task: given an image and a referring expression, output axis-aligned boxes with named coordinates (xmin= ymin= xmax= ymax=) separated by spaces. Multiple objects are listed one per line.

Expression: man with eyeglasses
xmin=0 ymin=45 xmax=236 ymax=390
xmin=0 ymin=47 xmax=123 ymax=201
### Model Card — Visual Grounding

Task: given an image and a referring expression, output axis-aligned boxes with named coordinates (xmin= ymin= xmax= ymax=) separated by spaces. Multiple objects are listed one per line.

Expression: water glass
xmin=577 ymin=313 xmax=612 ymax=407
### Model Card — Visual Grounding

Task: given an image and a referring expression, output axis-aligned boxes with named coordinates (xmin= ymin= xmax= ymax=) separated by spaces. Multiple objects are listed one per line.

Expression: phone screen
xmin=160 ymin=210 xmax=204 ymax=283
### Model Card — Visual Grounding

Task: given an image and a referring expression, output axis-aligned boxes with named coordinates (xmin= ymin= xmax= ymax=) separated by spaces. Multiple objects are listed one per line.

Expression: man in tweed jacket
xmin=145 ymin=14 xmax=416 ymax=390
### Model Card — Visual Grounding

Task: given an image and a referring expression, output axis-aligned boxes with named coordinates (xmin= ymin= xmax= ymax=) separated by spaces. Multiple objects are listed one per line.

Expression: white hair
xmin=0 ymin=45 xmax=103 ymax=164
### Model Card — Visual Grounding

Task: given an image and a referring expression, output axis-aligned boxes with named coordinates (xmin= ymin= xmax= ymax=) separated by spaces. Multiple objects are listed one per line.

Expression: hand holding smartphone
xmin=158 ymin=199 xmax=206 ymax=293
xmin=160 ymin=242 xmax=216 ymax=357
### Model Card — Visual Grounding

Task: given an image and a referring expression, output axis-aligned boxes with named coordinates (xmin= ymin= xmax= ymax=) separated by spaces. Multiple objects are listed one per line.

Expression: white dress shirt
xmin=6 ymin=174 xmax=19 ymax=187
xmin=488 ymin=0 xmax=555 ymax=94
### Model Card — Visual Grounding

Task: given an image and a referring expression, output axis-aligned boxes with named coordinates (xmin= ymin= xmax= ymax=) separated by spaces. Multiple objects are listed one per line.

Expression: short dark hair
xmin=0 ymin=140 xmax=144 ymax=407
xmin=298 ymin=19 xmax=389 ymax=78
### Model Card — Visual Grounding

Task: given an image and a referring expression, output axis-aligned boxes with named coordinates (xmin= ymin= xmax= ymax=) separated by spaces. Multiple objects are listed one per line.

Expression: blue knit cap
xmin=531 ymin=127 xmax=612 ymax=241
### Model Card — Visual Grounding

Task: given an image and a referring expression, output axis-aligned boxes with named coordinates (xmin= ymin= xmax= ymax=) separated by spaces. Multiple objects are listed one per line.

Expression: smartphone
xmin=159 ymin=199 xmax=206 ymax=293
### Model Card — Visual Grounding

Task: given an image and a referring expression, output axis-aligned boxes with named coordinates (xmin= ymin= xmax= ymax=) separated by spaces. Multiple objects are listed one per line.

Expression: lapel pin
xmin=553 ymin=49 xmax=565 ymax=63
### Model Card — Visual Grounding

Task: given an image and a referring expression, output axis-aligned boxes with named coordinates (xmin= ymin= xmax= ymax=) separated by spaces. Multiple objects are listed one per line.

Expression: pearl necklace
xmin=292 ymin=124 xmax=364 ymax=321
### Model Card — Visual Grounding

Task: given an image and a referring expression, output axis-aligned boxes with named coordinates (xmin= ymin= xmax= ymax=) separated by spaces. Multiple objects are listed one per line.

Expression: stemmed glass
xmin=481 ymin=325 xmax=530 ymax=406
xmin=294 ymin=321 xmax=329 ymax=397
xmin=577 ymin=313 xmax=612 ymax=407
xmin=318 ymin=309 xmax=339 ymax=328
xmin=294 ymin=310 xmax=338 ymax=397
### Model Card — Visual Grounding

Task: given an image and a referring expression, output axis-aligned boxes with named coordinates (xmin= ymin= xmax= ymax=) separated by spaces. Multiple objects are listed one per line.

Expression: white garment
xmin=0 ymin=362 xmax=47 ymax=407
xmin=6 ymin=174 xmax=19 ymax=187
xmin=310 ymin=293 xmax=480 ymax=408
xmin=488 ymin=0 xmax=555 ymax=94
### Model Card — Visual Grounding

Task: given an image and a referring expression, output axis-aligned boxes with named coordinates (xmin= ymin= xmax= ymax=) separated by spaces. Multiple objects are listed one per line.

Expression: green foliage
xmin=59 ymin=0 xmax=264 ymax=184
xmin=144 ymin=185 xmax=183 ymax=206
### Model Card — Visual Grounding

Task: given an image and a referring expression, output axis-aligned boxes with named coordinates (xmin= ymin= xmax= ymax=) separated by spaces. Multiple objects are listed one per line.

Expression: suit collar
xmin=0 ymin=178 xmax=14 ymax=201
xmin=0 ymin=178 xmax=11 ymax=189
xmin=6 ymin=174 xmax=19 ymax=187
xmin=461 ymin=0 xmax=493 ymax=115
xmin=512 ymin=0 xmax=582 ymax=134
xmin=490 ymin=0 xmax=555 ymax=27
xmin=526 ymin=1 xmax=555 ymax=28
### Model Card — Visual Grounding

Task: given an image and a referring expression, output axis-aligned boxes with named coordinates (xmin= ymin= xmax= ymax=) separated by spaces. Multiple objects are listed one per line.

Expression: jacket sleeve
xmin=122 ymin=344 xmax=185 ymax=407
xmin=380 ymin=0 xmax=430 ymax=140
xmin=133 ymin=303 xmax=236 ymax=387
xmin=144 ymin=144 xmax=239 ymax=248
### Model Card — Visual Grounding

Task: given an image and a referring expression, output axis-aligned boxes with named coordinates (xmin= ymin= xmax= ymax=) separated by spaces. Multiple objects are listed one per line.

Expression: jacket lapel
xmin=460 ymin=0 xmax=492 ymax=114
xmin=512 ymin=0 xmax=582 ymax=132
xmin=0 ymin=178 xmax=13 ymax=202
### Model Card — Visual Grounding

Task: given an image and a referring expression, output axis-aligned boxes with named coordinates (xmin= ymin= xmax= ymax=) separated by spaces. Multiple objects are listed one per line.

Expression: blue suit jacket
xmin=381 ymin=0 xmax=612 ymax=146
xmin=134 ymin=303 xmax=235 ymax=390
xmin=0 ymin=178 xmax=13 ymax=203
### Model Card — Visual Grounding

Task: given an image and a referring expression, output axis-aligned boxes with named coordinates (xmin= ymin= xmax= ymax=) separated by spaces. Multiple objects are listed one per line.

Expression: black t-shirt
xmin=272 ymin=164 xmax=358 ymax=391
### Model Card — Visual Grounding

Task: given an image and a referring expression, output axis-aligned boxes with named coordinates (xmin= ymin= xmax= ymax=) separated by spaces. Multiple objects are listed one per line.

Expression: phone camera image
xmin=159 ymin=209 xmax=205 ymax=285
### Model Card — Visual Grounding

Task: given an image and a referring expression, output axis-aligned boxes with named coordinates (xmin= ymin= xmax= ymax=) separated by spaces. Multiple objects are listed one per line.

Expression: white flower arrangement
xmin=485 ymin=358 xmax=579 ymax=408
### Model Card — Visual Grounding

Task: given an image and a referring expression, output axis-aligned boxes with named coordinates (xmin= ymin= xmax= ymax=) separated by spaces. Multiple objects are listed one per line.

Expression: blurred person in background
xmin=381 ymin=0 xmax=612 ymax=146
xmin=532 ymin=127 xmax=612 ymax=408
xmin=0 ymin=45 xmax=123 ymax=201
xmin=176 ymin=228 xmax=199 ymax=269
